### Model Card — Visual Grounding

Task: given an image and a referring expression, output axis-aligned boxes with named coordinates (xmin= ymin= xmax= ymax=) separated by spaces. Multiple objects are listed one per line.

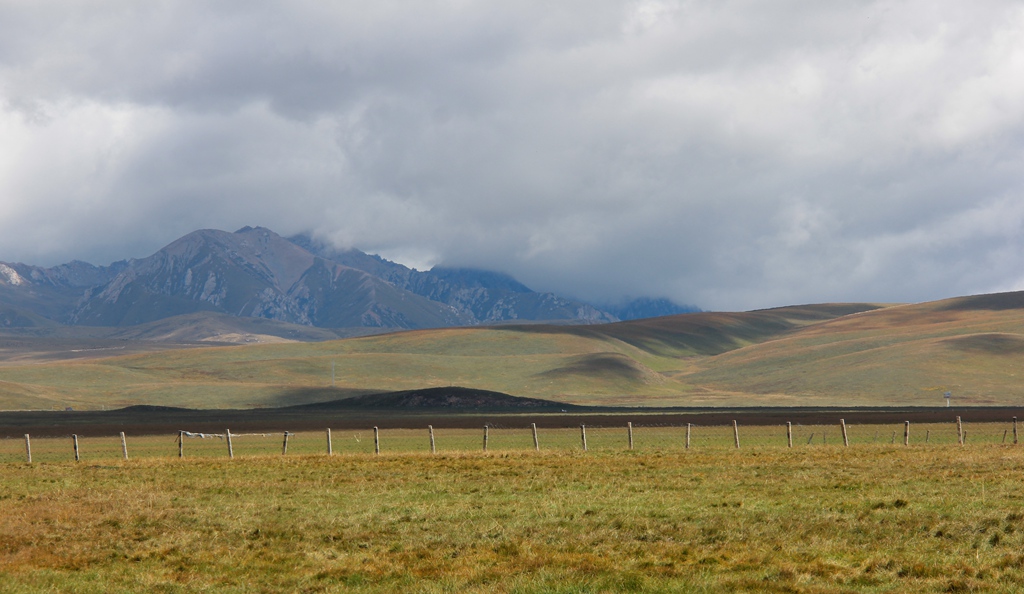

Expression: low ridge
xmin=289 ymin=386 xmax=579 ymax=411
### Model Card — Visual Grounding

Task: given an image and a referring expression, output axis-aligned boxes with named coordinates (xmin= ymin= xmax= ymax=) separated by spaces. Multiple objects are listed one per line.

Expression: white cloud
xmin=1 ymin=0 xmax=1024 ymax=310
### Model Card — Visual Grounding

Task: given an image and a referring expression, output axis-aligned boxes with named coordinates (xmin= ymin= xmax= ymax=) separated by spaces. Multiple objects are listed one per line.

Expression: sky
xmin=2 ymin=1 xmax=1024 ymax=311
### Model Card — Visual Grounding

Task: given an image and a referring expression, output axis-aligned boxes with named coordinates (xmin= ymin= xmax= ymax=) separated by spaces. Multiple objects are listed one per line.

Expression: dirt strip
xmin=1 ymin=406 xmax=1022 ymax=438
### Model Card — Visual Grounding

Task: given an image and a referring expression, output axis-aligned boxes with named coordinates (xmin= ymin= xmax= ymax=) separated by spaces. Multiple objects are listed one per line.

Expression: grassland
xmin=0 ymin=326 xmax=692 ymax=410
xmin=2 ymin=294 xmax=1024 ymax=410
xmin=1 ymin=432 xmax=1023 ymax=592
xmin=689 ymin=296 xmax=1024 ymax=406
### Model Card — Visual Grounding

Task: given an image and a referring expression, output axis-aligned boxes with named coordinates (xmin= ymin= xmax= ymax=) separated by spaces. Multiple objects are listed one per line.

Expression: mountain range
xmin=0 ymin=226 xmax=696 ymax=339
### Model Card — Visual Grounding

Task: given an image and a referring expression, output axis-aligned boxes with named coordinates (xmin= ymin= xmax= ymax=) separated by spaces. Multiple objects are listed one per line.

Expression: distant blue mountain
xmin=599 ymin=297 xmax=701 ymax=321
xmin=0 ymin=227 xmax=702 ymax=334
xmin=287 ymin=233 xmax=615 ymax=324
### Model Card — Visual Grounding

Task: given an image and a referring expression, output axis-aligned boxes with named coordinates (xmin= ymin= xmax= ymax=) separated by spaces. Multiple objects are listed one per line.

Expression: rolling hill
xmin=684 ymin=293 xmax=1024 ymax=406
xmin=1 ymin=292 xmax=1023 ymax=410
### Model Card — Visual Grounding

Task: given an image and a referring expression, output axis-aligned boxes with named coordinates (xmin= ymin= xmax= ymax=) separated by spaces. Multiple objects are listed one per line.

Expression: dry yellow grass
xmin=690 ymin=300 xmax=1024 ymax=405
xmin=1 ymin=440 xmax=1023 ymax=592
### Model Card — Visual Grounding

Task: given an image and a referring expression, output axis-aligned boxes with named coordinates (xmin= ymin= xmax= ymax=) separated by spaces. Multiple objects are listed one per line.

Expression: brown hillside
xmin=686 ymin=291 xmax=1024 ymax=405
xmin=506 ymin=303 xmax=884 ymax=357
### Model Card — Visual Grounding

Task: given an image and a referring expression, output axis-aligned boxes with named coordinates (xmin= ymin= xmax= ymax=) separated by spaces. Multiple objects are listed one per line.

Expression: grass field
xmin=1 ymin=430 xmax=1023 ymax=592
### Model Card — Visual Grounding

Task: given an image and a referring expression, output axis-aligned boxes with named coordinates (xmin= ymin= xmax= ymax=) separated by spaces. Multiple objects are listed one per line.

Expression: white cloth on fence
xmin=179 ymin=431 xmax=275 ymax=439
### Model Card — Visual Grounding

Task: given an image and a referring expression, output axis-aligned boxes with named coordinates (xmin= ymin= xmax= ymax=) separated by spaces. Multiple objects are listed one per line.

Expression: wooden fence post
xmin=373 ymin=426 xmax=380 ymax=455
xmin=904 ymin=421 xmax=910 ymax=446
xmin=1003 ymin=430 xmax=1008 ymax=444
xmin=120 ymin=432 xmax=129 ymax=460
xmin=627 ymin=422 xmax=633 ymax=450
xmin=24 ymin=434 xmax=31 ymax=463
xmin=685 ymin=423 xmax=691 ymax=450
xmin=787 ymin=422 xmax=793 ymax=448
xmin=73 ymin=434 xmax=80 ymax=462
xmin=807 ymin=432 xmax=815 ymax=445
xmin=841 ymin=419 xmax=849 ymax=447
xmin=1014 ymin=417 xmax=1018 ymax=445
xmin=429 ymin=425 xmax=436 ymax=454
xmin=733 ymin=420 xmax=740 ymax=449
xmin=957 ymin=416 xmax=963 ymax=446
xmin=326 ymin=428 xmax=333 ymax=456
xmin=532 ymin=423 xmax=539 ymax=451
xmin=178 ymin=431 xmax=184 ymax=458
xmin=925 ymin=430 xmax=930 ymax=443
xmin=580 ymin=425 xmax=588 ymax=451
xmin=282 ymin=432 xmax=290 ymax=455
xmin=226 ymin=429 xmax=234 ymax=459
xmin=483 ymin=425 xmax=489 ymax=452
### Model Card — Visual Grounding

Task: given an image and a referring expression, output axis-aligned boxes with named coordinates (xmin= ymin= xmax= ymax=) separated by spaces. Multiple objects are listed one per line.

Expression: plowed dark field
xmin=2 ymin=405 xmax=1021 ymax=438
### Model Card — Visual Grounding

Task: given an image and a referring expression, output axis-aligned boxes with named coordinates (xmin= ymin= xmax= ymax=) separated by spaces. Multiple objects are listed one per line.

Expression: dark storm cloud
xmin=2 ymin=0 xmax=1024 ymax=310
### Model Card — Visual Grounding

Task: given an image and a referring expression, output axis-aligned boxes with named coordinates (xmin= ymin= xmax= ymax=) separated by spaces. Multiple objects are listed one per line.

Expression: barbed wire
xmin=0 ymin=419 xmax=1019 ymax=463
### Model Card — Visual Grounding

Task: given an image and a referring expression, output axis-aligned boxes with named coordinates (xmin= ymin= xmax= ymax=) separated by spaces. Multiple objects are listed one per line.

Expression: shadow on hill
xmin=263 ymin=387 xmax=376 ymax=408
xmin=505 ymin=304 xmax=884 ymax=357
xmin=944 ymin=333 xmax=1024 ymax=355
xmin=283 ymin=386 xmax=582 ymax=412
xmin=939 ymin=291 xmax=1024 ymax=311
xmin=117 ymin=405 xmax=194 ymax=413
xmin=536 ymin=353 xmax=646 ymax=381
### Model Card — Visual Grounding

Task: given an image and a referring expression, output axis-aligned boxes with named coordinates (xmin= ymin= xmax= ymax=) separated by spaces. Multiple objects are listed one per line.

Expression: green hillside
xmin=0 ymin=303 xmax=875 ymax=410
xmin=2 ymin=295 xmax=1024 ymax=410
xmin=0 ymin=325 xmax=681 ymax=410
xmin=507 ymin=303 xmax=884 ymax=358
xmin=686 ymin=293 xmax=1024 ymax=406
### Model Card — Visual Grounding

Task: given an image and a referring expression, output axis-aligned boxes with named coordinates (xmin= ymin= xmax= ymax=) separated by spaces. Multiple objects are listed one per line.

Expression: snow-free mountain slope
xmin=1 ymin=227 xmax=633 ymax=333
xmin=289 ymin=232 xmax=616 ymax=325
xmin=68 ymin=227 xmax=470 ymax=329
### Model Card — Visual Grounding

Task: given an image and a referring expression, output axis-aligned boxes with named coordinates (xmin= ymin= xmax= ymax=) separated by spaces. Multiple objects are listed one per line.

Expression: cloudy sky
xmin=2 ymin=1 xmax=1024 ymax=311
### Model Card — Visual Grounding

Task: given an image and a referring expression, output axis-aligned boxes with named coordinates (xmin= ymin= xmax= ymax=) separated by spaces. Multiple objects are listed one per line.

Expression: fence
xmin=1 ymin=417 xmax=1019 ymax=464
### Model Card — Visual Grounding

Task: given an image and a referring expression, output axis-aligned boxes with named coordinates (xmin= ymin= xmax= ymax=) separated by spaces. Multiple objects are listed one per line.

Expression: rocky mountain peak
xmin=1 ymin=227 xmax=693 ymax=333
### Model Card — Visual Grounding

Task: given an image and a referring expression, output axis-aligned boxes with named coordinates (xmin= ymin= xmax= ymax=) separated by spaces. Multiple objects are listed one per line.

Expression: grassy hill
xmin=686 ymin=293 xmax=1024 ymax=406
xmin=2 ymin=295 xmax=1024 ymax=409
xmin=0 ymin=323 xmax=694 ymax=410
